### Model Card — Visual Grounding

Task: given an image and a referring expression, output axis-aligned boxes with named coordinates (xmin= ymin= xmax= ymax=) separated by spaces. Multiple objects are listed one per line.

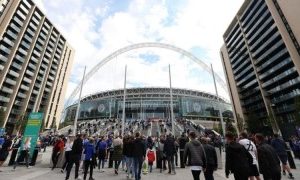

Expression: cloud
xmin=33 ymin=0 xmax=243 ymax=105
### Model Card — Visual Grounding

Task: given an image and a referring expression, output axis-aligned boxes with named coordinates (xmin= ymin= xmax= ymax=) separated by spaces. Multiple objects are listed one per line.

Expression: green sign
xmin=21 ymin=112 xmax=43 ymax=156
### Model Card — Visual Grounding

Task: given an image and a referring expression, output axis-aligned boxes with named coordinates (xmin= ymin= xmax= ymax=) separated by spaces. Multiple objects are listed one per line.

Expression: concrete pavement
xmin=0 ymin=147 xmax=299 ymax=180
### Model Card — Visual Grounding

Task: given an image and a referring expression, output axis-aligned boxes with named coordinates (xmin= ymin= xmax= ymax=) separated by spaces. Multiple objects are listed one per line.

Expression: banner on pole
xmin=21 ymin=112 xmax=43 ymax=156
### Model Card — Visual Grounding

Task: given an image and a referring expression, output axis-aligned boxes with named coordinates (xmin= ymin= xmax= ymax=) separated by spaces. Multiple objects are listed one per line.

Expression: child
xmin=147 ymin=146 xmax=156 ymax=173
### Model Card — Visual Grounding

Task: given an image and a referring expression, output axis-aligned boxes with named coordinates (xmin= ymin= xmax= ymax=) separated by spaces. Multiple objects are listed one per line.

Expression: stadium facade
xmin=64 ymin=87 xmax=233 ymax=122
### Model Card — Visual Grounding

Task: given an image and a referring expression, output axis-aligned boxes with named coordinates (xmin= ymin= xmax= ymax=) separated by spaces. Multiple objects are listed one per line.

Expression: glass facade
xmin=65 ymin=88 xmax=233 ymax=122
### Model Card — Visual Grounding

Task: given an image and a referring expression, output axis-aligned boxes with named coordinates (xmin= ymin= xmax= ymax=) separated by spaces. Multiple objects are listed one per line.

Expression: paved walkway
xmin=0 ymin=148 xmax=299 ymax=180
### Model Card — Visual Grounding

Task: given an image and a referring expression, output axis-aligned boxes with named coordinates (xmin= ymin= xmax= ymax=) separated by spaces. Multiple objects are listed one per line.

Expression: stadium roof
xmin=76 ymin=87 xmax=229 ymax=105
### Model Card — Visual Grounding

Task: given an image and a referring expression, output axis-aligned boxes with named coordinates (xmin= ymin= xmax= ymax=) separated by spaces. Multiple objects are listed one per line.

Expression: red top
xmin=147 ymin=150 xmax=156 ymax=163
xmin=53 ymin=139 xmax=64 ymax=152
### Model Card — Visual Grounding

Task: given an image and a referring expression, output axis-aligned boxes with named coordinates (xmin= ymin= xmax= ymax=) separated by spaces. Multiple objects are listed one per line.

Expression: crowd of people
xmin=0 ymin=118 xmax=299 ymax=180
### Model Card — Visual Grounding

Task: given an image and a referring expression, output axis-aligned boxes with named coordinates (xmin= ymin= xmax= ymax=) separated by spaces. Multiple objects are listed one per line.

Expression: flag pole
xmin=211 ymin=64 xmax=226 ymax=136
xmin=74 ymin=66 xmax=86 ymax=136
xmin=169 ymin=64 xmax=175 ymax=135
xmin=121 ymin=65 xmax=127 ymax=137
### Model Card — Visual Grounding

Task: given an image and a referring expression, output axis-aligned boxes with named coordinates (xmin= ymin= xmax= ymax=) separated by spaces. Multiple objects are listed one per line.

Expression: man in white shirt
xmin=239 ymin=132 xmax=261 ymax=180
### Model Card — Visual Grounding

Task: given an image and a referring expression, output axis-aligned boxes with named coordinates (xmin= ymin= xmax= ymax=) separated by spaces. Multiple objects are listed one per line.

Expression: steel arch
xmin=66 ymin=42 xmax=228 ymax=106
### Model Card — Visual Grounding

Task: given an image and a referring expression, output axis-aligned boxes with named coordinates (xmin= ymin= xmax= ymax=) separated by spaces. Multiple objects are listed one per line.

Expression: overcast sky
xmin=33 ymin=0 xmax=243 ymax=103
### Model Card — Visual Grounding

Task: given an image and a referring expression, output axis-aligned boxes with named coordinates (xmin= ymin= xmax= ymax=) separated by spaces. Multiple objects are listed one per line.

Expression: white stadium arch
xmin=66 ymin=42 xmax=228 ymax=107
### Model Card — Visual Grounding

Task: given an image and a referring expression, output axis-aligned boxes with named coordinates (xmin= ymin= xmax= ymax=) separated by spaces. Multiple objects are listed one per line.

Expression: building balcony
xmin=261 ymin=67 xmax=297 ymax=89
xmin=0 ymin=96 xmax=10 ymax=103
xmin=17 ymin=92 xmax=27 ymax=99
xmin=267 ymin=77 xmax=300 ymax=95
xmin=1 ymin=86 xmax=13 ymax=94
xmin=20 ymin=84 xmax=30 ymax=91
xmin=10 ymin=109 xmax=22 ymax=115
xmin=5 ymin=78 xmax=17 ymax=86
xmin=236 ymin=71 xmax=256 ymax=87
xmin=8 ymin=69 xmax=20 ymax=78
xmin=259 ymin=57 xmax=292 ymax=80
xmin=256 ymin=48 xmax=288 ymax=73
xmin=272 ymin=89 xmax=300 ymax=104
xmin=234 ymin=64 xmax=252 ymax=81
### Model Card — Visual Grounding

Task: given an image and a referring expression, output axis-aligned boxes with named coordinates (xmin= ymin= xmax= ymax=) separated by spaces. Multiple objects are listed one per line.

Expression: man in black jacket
xmin=132 ymin=132 xmax=146 ymax=180
xmin=164 ymin=134 xmax=176 ymax=174
xmin=201 ymin=137 xmax=217 ymax=180
xmin=178 ymin=133 xmax=189 ymax=168
xmin=184 ymin=132 xmax=207 ymax=180
xmin=65 ymin=134 xmax=83 ymax=180
xmin=255 ymin=133 xmax=281 ymax=180
xmin=225 ymin=132 xmax=252 ymax=180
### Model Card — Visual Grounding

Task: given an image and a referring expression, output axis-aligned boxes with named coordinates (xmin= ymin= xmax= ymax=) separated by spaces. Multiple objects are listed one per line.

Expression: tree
xmin=213 ymin=122 xmax=223 ymax=135
xmin=245 ymin=111 xmax=262 ymax=134
xmin=0 ymin=108 xmax=5 ymax=128
xmin=225 ymin=117 xmax=237 ymax=135
xmin=15 ymin=113 xmax=28 ymax=134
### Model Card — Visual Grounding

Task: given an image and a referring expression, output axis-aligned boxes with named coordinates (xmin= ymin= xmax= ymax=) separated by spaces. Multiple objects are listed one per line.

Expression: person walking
xmin=23 ymin=137 xmax=31 ymax=168
xmin=65 ymin=134 xmax=83 ymax=180
xmin=255 ymin=133 xmax=281 ymax=180
xmin=83 ymin=138 xmax=95 ymax=180
xmin=157 ymin=136 xmax=166 ymax=173
xmin=271 ymin=134 xmax=294 ymax=179
xmin=183 ymin=131 xmax=207 ymax=180
xmin=123 ymin=135 xmax=134 ymax=178
xmin=225 ymin=132 xmax=252 ymax=180
xmin=96 ymin=136 xmax=107 ymax=172
xmin=178 ymin=133 xmax=189 ymax=168
xmin=52 ymin=135 xmax=65 ymax=170
xmin=0 ymin=135 xmax=12 ymax=171
xmin=61 ymin=136 xmax=74 ymax=173
xmin=163 ymin=134 xmax=176 ymax=175
xmin=147 ymin=146 xmax=155 ymax=173
xmin=133 ymin=132 xmax=146 ymax=180
xmin=112 ymin=136 xmax=123 ymax=175
xmin=201 ymin=137 xmax=217 ymax=180
xmin=238 ymin=132 xmax=261 ymax=180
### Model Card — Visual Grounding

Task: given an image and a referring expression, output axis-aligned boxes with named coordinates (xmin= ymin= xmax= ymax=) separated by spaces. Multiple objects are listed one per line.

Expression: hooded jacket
xmin=183 ymin=139 xmax=207 ymax=168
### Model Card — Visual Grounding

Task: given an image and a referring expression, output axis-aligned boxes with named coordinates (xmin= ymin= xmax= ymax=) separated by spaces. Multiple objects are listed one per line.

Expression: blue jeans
xmin=125 ymin=156 xmax=134 ymax=176
xmin=133 ymin=157 xmax=143 ymax=180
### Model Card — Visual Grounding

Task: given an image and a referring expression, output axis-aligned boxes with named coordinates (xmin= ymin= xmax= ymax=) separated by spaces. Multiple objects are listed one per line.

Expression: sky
xmin=33 ymin=0 xmax=243 ymax=104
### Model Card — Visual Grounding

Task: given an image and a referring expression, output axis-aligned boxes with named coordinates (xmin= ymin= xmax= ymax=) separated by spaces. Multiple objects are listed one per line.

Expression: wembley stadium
xmin=64 ymin=87 xmax=233 ymax=122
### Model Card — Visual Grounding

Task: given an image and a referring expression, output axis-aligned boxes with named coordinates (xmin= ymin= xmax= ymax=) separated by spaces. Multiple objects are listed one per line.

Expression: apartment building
xmin=220 ymin=0 xmax=300 ymax=138
xmin=0 ymin=0 xmax=74 ymax=132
